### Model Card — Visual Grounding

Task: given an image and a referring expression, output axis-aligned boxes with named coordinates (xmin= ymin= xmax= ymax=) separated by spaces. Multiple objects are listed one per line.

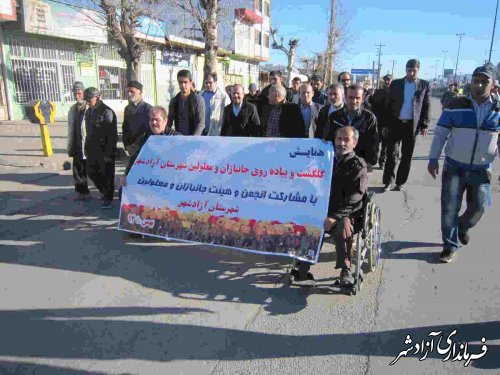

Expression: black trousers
xmin=383 ymin=121 xmax=416 ymax=186
xmin=72 ymin=157 xmax=89 ymax=194
xmin=87 ymin=156 xmax=115 ymax=201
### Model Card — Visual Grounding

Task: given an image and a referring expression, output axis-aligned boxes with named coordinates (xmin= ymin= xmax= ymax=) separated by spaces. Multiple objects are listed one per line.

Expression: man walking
xmin=167 ymin=69 xmax=205 ymax=136
xmin=82 ymin=87 xmax=118 ymax=209
xmin=338 ymin=71 xmax=352 ymax=97
xmin=291 ymin=77 xmax=302 ymax=104
xmin=370 ymin=74 xmax=393 ymax=169
xmin=311 ymin=75 xmax=328 ymax=105
xmin=383 ymin=59 xmax=430 ymax=191
xmin=265 ymin=84 xmax=305 ymax=138
xmin=428 ymin=65 xmax=500 ymax=263
xmin=324 ymin=84 xmax=379 ymax=168
xmin=200 ymin=73 xmax=230 ymax=136
xmin=67 ymin=81 xmax=89 ymax=200
xmin=315 ymin=84 xmax=344 ymax=139
xmin=440 ymin=82 xmax=459 ymax=109
xmin=122 ymin=81 xmax=152 ymax=157
xmin=256 ymin=70 xmax=293 ymax=126
xmin=220 ymin=84 xmax=261 ymax=137
xmin=298 ymin=83 xmax=323 ymax=138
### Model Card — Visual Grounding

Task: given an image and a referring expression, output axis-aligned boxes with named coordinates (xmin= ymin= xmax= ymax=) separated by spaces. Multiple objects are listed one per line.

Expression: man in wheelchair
xmin=293 ymin=126 xmax=368 ymax=285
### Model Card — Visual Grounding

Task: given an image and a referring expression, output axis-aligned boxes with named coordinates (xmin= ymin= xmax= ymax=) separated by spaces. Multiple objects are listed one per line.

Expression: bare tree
xmin=167 ymin=0 xmax=225 ymax=77
xmin=97 ymin=0 xmax=155 ymax=81
xmin=270 ymin=28 xmax=299 ymax=84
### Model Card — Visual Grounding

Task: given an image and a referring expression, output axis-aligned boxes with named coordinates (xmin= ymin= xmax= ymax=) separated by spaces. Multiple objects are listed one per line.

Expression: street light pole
xmin=454 ymin=33 xmax=465 ymax=84
xmin=434 ymin=60 xmax=440 ymax=81
xmin=488 ymin=0 xmax=499 ymax=63
xmin=375 ymin=43 xmax=386 ymax=87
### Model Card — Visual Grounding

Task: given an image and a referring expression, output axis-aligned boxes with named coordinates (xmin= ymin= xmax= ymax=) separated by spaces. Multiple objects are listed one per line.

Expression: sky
xmin=269 ymin=0 xmax=499 ymax=80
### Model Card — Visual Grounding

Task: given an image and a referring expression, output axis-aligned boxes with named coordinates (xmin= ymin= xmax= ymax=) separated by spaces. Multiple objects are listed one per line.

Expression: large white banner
xmin=119 ymin=137 xmax=334 ymax=264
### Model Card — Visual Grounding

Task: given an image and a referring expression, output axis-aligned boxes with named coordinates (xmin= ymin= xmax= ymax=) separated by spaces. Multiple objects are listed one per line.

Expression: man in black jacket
xmin=369 ymin=74 xmax=393 ymax=169
xmin=220 ymin=84 xmax=261 ymax=137
xmin=324 ymin=84 xmax=379 ymax=168
xmin=122 ymin=81 xmax=152 ymax=156
xmin=383 ymin=59 xmax=430 ymax=191
xmin=167 ymin=69 xmax=205 ymax=135
xmin=292 ymin=126 xmax=368 ymax=285
xmin=315 ymin=83 xmax=344 ymax=139
xmin=265 ymin=84 xmax=305 ymax=138
xmin=82 ymin=87 xmax=118 ymax=209
xmin=256 ymin=70 xmax=293 ymax=126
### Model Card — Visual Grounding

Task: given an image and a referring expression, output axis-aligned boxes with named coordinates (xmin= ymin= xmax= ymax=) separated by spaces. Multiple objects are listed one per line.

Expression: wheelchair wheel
xmin=367 ymin=205 xmax=382 ymax=272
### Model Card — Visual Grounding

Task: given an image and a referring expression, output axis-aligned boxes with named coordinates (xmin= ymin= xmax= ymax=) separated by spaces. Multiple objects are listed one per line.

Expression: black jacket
xmin=256 ymin=83 xmax=294 ymax=125
xmin=369 ymin=87 xmax=391 ymax=132
xmin=220 ymin=102 xmax=262 ymax=137
xmin=122 ymin=100 xmax=153 ymax=152
xmin=387 ymin=78 xmax=431 ymax=134
xmin=328 ymin=151 xmax=368 ymax=220
xmin=271 ymin=102 xmax=306 ymax=138
xmin=82 ymin=100 xmax=117 ymax=160
xmin=325 ymin=107 xmax=379 ymax=166
xmin=315 ymin=103 xmax=336 ymax=139
xmin=167 ymin=91 xmax=205 ymax=135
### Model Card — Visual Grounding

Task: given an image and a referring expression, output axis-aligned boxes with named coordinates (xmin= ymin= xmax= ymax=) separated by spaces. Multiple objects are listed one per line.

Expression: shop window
xmin=98 ymin=66 xmax=127 ymax=100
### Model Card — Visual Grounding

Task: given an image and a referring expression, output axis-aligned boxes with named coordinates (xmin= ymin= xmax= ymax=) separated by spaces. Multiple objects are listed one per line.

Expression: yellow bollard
xmin=39 ymin=123 xmax=53 ymax=157
xmin=33 ymin=101 xmax=56 ymax=157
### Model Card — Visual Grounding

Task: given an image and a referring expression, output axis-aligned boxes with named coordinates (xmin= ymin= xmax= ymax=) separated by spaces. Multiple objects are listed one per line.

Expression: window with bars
xmin=98 ymin=66 xmax=127 ymax=100
xmin=11 ymin=60 xmax=62 ymax=103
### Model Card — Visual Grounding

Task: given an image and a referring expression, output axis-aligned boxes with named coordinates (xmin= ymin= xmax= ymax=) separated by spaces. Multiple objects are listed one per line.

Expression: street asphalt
xmin=0 ymin=98 xmax=498 ymax=374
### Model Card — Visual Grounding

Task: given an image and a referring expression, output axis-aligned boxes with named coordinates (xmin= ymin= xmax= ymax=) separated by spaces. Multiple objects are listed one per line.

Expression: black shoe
xmin=439 ymin=248 xmax=455 ymax=263
xmin=458 ymin=224 xmax=470 ymax=245
xmin=339 ymin=268 xmax=354 ymax=285
xmin=391 ymin=184 xmax=403 ymax=191
xmin=383 ymin=183 xmax=393 ymax=192
xmin=101 ymin=200 xmax=112 ymax=209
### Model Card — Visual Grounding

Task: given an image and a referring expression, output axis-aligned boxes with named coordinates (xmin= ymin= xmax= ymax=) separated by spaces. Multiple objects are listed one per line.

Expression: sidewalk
xmin=0 ymin=120 xmax=124 ymax=170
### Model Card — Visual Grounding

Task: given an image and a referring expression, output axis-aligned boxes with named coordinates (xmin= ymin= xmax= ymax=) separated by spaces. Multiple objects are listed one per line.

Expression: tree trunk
xmin=126 ymin=58 xmax=141 ymax=82
xmin=203 ymin=0 xmax=219 ymax=77
xmin=287 ymin=52 xmax=294 ymax=85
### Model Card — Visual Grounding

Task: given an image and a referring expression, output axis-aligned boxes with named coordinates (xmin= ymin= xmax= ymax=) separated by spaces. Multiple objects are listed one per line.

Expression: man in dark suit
xmin=315 ymin=83 xmax=345 ymax=139
xmin=220 ymin=84 xmax=262 ymax=137
xmin=383 ymin=59 xmax=430 ymax=191
xmin=256 ymin=70 xmax=294 ymax=126
xmin=265 ymin=84 xmax=305 ymax=138
xmin=298 ymin=83 xmax=323 ymax=138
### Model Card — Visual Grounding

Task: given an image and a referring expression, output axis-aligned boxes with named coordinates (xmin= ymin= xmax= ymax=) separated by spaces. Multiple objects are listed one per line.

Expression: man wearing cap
xmin=122 ymin=81 xmax=152 ymax=158
xmin=199 ymin=73 xmax=230 ymax=136
xmin=167 ymin=69 xmax=205 ymax=136
xmin=244 ymin=83 xmax=259 ymax=105
xmin=81 ymin=87 xmax=118 ymax=209
xmin=369 ymin=74 xmax=393 ymax=169
xmin=67 ymin=81 xmax=89 ymax=200
xmin=383 ymin=59 xmax=431 ymax=192
xmin=440 ymin=82 xmax=459 ymax=109
xmin=428 ymin=65 xmax=500 ymax=263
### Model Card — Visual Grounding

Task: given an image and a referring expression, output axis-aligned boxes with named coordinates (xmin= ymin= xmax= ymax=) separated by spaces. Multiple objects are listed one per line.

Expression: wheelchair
xmin=288 ymin=192 xmax=382 ymax=295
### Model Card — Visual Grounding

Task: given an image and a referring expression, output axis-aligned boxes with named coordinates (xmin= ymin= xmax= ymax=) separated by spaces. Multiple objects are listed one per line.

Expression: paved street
xmin=0 ymin=98 xmax=499 ymax=375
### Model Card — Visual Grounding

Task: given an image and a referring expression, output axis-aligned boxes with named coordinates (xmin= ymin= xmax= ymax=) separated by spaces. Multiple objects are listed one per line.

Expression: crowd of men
xmin=67 ymin=59 xmax=499 ymax=282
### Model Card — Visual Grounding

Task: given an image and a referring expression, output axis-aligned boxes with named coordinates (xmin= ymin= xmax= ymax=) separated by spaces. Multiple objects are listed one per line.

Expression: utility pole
xmin=434 ymin=59 xmax=440 ymax=81
xmin=454 ymin=33 xmax=465 ymax=84
xmin=375 ymin=43 xmax=386 ymax=87
xmin=390 ymin=60 xmax=396 ymax=76
xmin=324 ymin=0 xmax=335 ymax=84
xmin=488 ymin=0 xmax=499 ymax=63
xmin=441 ymin=50 xmax=447 ymax=76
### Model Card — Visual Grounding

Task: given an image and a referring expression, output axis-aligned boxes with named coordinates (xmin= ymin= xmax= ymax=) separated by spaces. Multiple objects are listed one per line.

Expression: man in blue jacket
xmin=428 ymin=65 xmax=500 ymax=263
